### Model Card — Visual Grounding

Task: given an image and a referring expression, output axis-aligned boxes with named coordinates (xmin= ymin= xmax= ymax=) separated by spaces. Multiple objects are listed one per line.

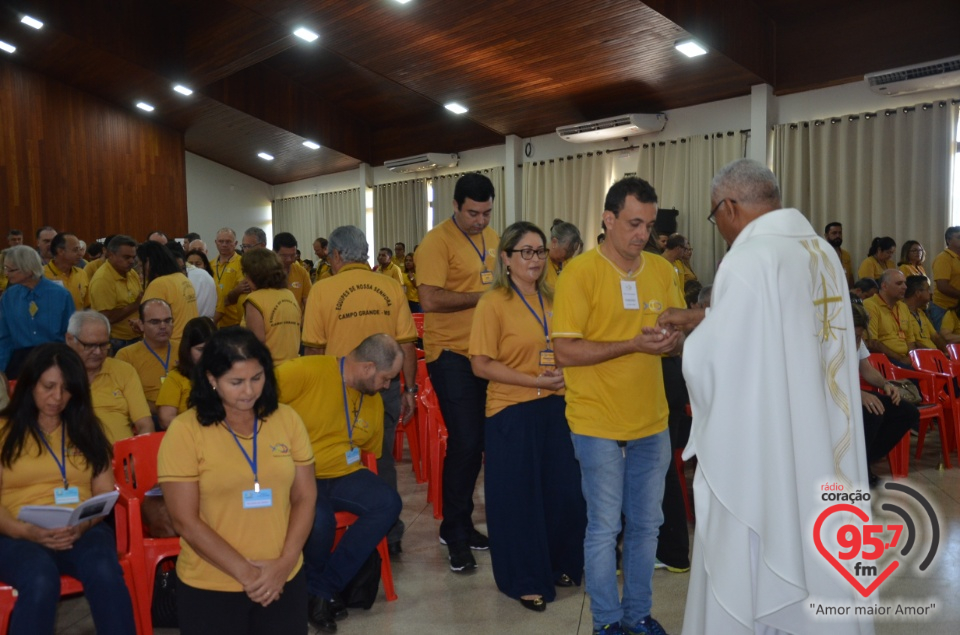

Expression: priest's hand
xmin=657 ymin=307 xmax=705 ymax=332
xmin=861 ymin=390 xmax=886 ymax=415
xmin=881 ymin=381 xmax=902 ymax=406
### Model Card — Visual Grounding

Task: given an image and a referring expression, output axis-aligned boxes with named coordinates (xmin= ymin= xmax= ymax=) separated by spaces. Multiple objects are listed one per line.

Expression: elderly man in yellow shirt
xmin=116 ymin=299 xmax=179 ymax=415
xmin=213 ymin=227 xmax=246 ymax=327
xmin=863 ymin=269 xmax=916 ymax=368
xmin=43 ymin=232 xmax=89 ymax=310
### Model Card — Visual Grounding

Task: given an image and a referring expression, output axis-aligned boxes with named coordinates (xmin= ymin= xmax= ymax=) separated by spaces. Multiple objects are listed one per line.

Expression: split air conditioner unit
xmin=557 ymin=113 xmax=667 ymax=143
xmin=384 ymin=153 xmax=459 ymax=173
xmin=865 ymin=55 xmax=960 ymax=97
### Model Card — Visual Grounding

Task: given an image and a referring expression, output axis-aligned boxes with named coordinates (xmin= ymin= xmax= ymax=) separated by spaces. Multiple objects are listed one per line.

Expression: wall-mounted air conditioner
xmin=384 ymin=153 xmax=459 ymax=173
xmin=865 ymin=55 xmax=960 ymax=97
xmin=557 ymin=113 xmax=667 ymax=143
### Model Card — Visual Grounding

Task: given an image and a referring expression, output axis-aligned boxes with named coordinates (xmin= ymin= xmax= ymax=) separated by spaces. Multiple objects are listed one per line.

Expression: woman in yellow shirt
xmin=241 ymin=250 xmax=301 ymax=365
xmin=0 ymin=343 xmax=136 ymax=634
xmin=402 ymin=253 xmax=421 ymax=313
xmin=468 ymin=221 xmax=586 ymax=613
xmin=858 ymin=236 xmax=897 ymax=280
xmin=156 ymin=316 xmax=216 ymax=429
xmin=137 ymin=240 xmax=199 ymax=342
xmin=898 ymin=240 xmax=927 ymax=278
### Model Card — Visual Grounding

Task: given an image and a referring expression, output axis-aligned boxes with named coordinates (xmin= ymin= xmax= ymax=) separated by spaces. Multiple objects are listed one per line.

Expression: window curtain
xmin=520 ymin=152 xmax=614 ymax=249
xmin=432 ymin=167 xmax=506 ymax=234
xmin=373 ymin=179 xmax=428 ymax=252
xmin=772 ymin=100 xmax=958 ymax=272
xmin=272 ymin=188 xmax=364 ymax=247
xmin=635 ymin=132 xmax=747 ymax=284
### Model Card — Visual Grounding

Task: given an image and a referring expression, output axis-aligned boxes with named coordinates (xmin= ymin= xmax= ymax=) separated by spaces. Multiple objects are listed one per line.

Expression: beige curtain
xmin=635 ymin=132 xmax=747 ymax=283
xmin=520 ymin=152 xmax=614 ymax=249
xmin=432 ymin=167 xmax=506 ymax=234
xmin=373 ymin=179 xmax=428 ymax=252
xmin=272 ymin=188 xmax=364 ymax=247
xmin=772 ymin=100 xmax=958 ymax=273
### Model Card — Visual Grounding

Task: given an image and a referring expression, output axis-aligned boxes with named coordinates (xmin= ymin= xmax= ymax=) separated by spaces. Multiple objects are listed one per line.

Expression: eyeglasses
xmin=707 ymin=199 xmax=734 ymax=225
xmin=74 ymin=338 xmax=111 ymax=353
xmin=507 ymin=248 xmax=548 ymax=260
xmin=145 ymin=318 xmax=174 ymax=326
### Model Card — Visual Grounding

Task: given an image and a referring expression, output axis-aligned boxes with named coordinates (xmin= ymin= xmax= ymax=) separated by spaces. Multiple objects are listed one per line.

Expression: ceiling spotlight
xmin=293 ymin=27 xmax=318 ymax=42
xmin=394 ymin=0 xmax=413 ymax=4
xmin=675 ymin=39 xmax=707 ymax=58
xmin=302 ymin=141 xmax=321 ymax=150
xmin=444 ymin=102 xmax=468 ymax=115
xmin=258 ymin=152 xmax=275 ymax=161
xmin=173 ymin=84 xmax=193 ymax=96
xmin=0 ymin=41 xmax=16 ymax=54
xmin=136 ymin=102 xmax=155 ymax=112
xmin=20 ymin=15 xmax=43 ymax=29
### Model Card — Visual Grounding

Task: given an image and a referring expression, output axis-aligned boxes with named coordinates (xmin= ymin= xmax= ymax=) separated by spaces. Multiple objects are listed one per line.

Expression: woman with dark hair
xmin=468 ymin=221 xmax=586 ymax=612
xmin=0 ymin=343 xmax=136 ymax=634
xmin=158 ymin=327 xmax=315 ymax=635
xmin=155 ymin=316 xmax=217 ymax=429
xmin=138 ymin=240 xmax=199 ymax=342
xmin=402 ymin=252 xmax=421 ymax=313
xmin=898 ymin=240 xmax=927 ymax=278
xmin=858 ymin=236 xmax=896 ymax=280
xmin=186 ymin=249 xmax=214 ymax=277
xmin=241 ymin=249 xmax=302 ymax=365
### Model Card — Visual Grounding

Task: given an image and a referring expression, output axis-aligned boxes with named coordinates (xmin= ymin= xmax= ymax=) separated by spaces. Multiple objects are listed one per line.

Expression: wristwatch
xmin=404 ymin=386 xmax=418 ymax=394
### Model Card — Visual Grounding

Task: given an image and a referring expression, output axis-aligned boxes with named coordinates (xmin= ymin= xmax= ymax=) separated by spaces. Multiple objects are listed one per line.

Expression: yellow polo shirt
xmin=940 ymin=309 xmax=960 ymax=338
xmin=415 ymin=218 xmax=499 ymax=362
xmin=675 ymin=260 xmax=697 ymax=283
xmin=909 ymin=308 xmax=938 ymax=349
xmin=143 ymin=273 xmax=198 ymax=343
xmin=863 ymin=294 xmax=914 ymax=355
xmin=43 ymin=261 xmax=88 ymax=310
xmin=899 ymin=263 xmax=926 ymax=279
xmin=88 ymin=261 xmax=143 ymax=341
xmin=84 ymin=258 xmax=105 ymax=281
xmin=275 ymin=356 xmax=383 ymax=479
xmin=858 ymin=257 xmax=895 ymax=281
xmin=838 ymin=248 xmax=854 ymax=286
xmin=932 ymin=249 xmax=960 ymax=310
xmin=213 ymin=253 xmax=244 ymax=327
xmin=402 ymin=271 xmax=419 ymax=304
xmin=301 ymin=262 xmax=417 ymax=357
xmin=156 ymin=368 xmax=191 ymax=413
xmin=286 ymin=262 xmax=312 ymax=308
xmin=543 ymin=259 xmax=563 ymax=294
xmin=116 ymin=340 xmax=180 ymax=405
xmin=243 ymin=288 xmax=302 ymax=365
xmin=553 ymin=248 xmax=684 ymax=440
xmin=91 ymin=357 xmax=152 ymax=443
xmin=158 ymin=405 xmax=313 ymax=592
xmin=378 ymin=262 xmax=404 ymax=287
xmin=312 ymin=260 xmax=332 ymax=282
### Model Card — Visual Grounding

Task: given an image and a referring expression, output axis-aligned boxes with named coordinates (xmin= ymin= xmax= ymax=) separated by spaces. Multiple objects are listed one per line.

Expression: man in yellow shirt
xmin=376 ymin=247 xmax=405 ymax=286
xmin=276 ymin=334 xmax=403 ymax=633
xmin=274 ymin=231 xmax=312 ymax=312
xmin=116 ymin=299 xmax=178 ymax=414
xmin=904 ymin=275 xmax=948 ymax=353
xmin=88 ymin=235 xmax=143 ymax=352
xmin=312 ymin=237 xmax=332 ymax=282
xmin=553 ymin=177 xmax=683 ymax=635
xmin=863 ymin=269 xmax=916 ymax=368
xmin=7 ymin=229 xmax=23 ymax=247
xmin=43 ymin=232 xmax=89 ymax=310
xmin=35 ymin=226 xmax=57 ymax=266
xmin=824 ymin=222 xmax=855 ymax=288
xmin=212 ymin=227 xmax=247 ymax=327
xmin=929 ymin=226 xmax=960 ymax=332
xmin=392 ymin=242 xmax=406 ymax=269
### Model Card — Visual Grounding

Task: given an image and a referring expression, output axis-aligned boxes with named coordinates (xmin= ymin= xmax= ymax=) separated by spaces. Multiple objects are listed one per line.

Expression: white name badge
xmin=54 ymin=487 xmax=81 ymax=505
xmin=620 ymin=280 xmax=640 ymax=310
xmin=242 ymin=488 xmax=273 ymax=509
xmin=346 ymin=447 xmax=361 ymax=465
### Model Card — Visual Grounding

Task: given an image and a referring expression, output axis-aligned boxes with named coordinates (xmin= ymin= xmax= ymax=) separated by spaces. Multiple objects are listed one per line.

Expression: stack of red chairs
xmin=393 ymin=369 xmax=425 ymax=483
xmin=414 ymin=359 xmax=447 ymax=520
xmin=908 ymin=349 xmax=960 ymax=462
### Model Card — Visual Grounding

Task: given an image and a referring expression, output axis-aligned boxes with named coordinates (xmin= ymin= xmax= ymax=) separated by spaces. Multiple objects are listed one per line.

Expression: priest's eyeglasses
xmin=507 ymin=248 xmax=548 ymax=260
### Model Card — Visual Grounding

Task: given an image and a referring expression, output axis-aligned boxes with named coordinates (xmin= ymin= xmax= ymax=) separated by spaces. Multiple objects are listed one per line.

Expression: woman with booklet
xmin=0 ymin=343 xmax=136 ymax=635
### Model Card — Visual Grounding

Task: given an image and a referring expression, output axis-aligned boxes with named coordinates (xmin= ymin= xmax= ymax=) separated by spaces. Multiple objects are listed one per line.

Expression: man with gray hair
xmin=88 ymin=235 xmax=143 ymax=351
xmin=213 ymin=227 xmax=246 ymax=327
xmin=302 ymin=225 xmax=418 ymax=556
xmin=545 ymin=219 xmax=583 ymax=292
xmin=241 ymin=226 xmax=268 ymax=251
xmin=658 ymin=159 xmax=872 ymax=634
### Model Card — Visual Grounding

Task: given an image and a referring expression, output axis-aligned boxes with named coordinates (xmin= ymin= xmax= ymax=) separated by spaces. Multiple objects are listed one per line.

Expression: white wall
xmin=185 ymin=152 xmax=273 ymax=247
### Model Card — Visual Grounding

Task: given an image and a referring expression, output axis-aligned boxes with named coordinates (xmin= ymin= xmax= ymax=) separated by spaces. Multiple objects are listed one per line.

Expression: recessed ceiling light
xmin=293 ymin=27 xmax=318 ymax=42
xmin=136 ymin=102 xmax=154 ymax=112
xmin=445 ymin=102 xmax=468 ymax=115
xmin=394 ymin=0 xmax=413 ymax=4
xmin=0 ymin=41 xmax=16 ymax=54
xmin=302 ymin=141 xmax=321 ymax=150
xmin=173 ymin=84 xmax=193 ymax=96
xmin=675 ymin=39 xmax=707 ymax=58
xmin=258 ymin=152 xmax=275 ymax=161
xmin=20 ymin=15 xmax=43 ymax=30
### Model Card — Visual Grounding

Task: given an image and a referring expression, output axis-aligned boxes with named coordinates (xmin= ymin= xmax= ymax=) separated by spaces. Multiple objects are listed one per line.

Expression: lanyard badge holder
xmin=341 ymin=358 xmax=364 ymax=465
xmin=39 ymin=427 xmax=80 ymax=504
xmin=453 ymin=214 xmax=493 ymax=285
xmin=225 ymin=416 xmax=273 ymax=509
xmin=510 ymin=281 xmax=554 ymax=367
xmin=144 ymin=341 xmax=171 ymax=384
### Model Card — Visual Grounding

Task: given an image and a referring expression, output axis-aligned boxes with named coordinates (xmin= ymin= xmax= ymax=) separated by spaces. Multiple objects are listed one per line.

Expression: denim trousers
xmin=927 ymin=303 xmax=947 ymax=333
xmin=0 ymin=523 xmax=136 ymax=635
xmin=571 ymin=429 xmax=670 ymax=628
xmin=302 ymin=468 xmax=401 ymax=600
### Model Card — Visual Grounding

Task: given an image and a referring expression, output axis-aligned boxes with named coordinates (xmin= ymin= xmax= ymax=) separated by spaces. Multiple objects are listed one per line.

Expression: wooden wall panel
xmin=0 ymin=59 xmax=186 ymax=244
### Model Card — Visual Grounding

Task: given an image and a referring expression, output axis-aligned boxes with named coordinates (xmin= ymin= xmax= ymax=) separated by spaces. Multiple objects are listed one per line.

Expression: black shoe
xmin=448 ymin=541 xmax=478 ymax=573
xmin=329 ymin=594 xmax=348 ymax=620
xmin=439 ymin=528 xmax=490 ymax=551
xmin=308 ymin=596 xmax=338 ymax=633
xmin=388 ymin=541 xmax=402 ymax=557
xmin=520 ymin=596 xmax=547 ymax=612
xmin=555 ymin=573 xmax=574 ymax=587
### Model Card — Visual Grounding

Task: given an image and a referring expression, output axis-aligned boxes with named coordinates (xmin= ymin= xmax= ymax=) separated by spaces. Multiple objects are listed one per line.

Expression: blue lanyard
xmin=340 ymin=358 xmax=364 ymax=444
xmin=38 ymin=425 xmax=69 ymax=489
xmin=144 ymin=341 xmax=171 ymax=374
xmin=224 ymin=416 xmax=260 ymax=492
xmin=509 ymin=280 xmax=550 ymax=345
xmin=451 ymin=214 xmax=489 ymax=269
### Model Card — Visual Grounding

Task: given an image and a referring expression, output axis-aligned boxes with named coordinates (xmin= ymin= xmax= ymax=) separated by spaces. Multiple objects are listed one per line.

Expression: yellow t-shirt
xmin=85 ymin=258 xmax=105 ymax=281
xmin=157 ymin=405 xmax=314 ymax=592
xmin=402 ymin=271 xmax=419 ymax=304
xmin=286 ymin=262 xmax=312 ymax=309
xmin=43 ymin=261 xmax=88 ymax=310
xmin=909 ymin=308 xmax=938 ymax=349
xmin=378 ymin=262 xmax=404 ymax=288
xmin=301 ymin=263 xmax=417 ymax=357
xmin=838 ymin=248 xmax=854 ymax=286
xmin=0 ymin=422 xmax=94 ymax=517
xmin=675 ymin=260 xmax=697 ymax=283
xmin=469 ymin=287 xmax=563 ymax=417
xmin=115 ymin=340 xmax=180 ymax=405
xmin=863 ymin=294 xmax=914 ymax=355
xmin=858 ymin=257 xmax=895 ymax=281
xmin=312 ymin=261 xmax=332 ymax=283
xmin=899 ymin=263 xmax=927 ymax=279
xmin=213 ymin=253 xmax=244 ymax=327
xmin=940 ymin=309 xmax=960 ymax=338
xmin=243 ymin=288 xmax=302 ymax=365
xmin=552 ymin=248 xmax=685 ymax=440
xmin=143 ymin=273 xmax=198 ymax=343
xmin=414 ymin=218 xmax=499 ymax=362
xmin=276 ymin=356 xmax=384 ymax=479
xmin=932 ymin=249 xmax=960 ymax=310
xmin=543 ymin=259 xmax=564 ymax=294
xmin=88 ymin=261 xmax=143 ymax=341
xmin=91 ymin=357 xmax=152 ymax=443
xmin=155 ymin=368 xmax=191 ymax=413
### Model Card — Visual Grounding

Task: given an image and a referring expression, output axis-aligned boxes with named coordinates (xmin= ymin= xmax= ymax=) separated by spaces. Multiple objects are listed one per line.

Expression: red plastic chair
xmin=909 ymin=349 xmax=960 ymax=459
xmin=393 ymin=369 xmax=425 ymax=483
xmin=416 ymin=359 xmax=432 ymax=488
xmin=421 ymin=387 xmax=448 ymax=520
xmin=113 ymin=432 xmax=181 ymax=635
xmin=947 ymin=343 xmax=960 ymax=362
xmin=411 ymin=313 xmax=424 ymax=340
xmin=332 ymin=453 xmax=397 ymax=601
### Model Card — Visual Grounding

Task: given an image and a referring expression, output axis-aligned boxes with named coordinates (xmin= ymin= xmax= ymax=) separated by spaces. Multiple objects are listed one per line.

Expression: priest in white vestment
xmin=659 ymin=159 xmax=874 ymax=635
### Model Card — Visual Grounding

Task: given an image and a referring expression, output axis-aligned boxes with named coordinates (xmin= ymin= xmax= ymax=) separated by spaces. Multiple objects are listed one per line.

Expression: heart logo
xmin=813 ymin=503 xmax=899 ymax=597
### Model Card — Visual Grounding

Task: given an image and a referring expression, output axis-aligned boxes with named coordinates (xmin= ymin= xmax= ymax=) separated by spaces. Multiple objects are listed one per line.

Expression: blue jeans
xmin=0 ymin=523 xmax=136 ymax=635
xmin=928 ymin=303 xmax=947 ymax=333
xmin=571 ymin=430 xmax=670 ymax=628
xmin=302 ymin=468 xmax=401 ymax=600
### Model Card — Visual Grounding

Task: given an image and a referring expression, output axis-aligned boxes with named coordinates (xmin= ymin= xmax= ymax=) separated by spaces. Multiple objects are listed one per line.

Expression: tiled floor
xmin=54 ymin=433 xmax=960 ymax=634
